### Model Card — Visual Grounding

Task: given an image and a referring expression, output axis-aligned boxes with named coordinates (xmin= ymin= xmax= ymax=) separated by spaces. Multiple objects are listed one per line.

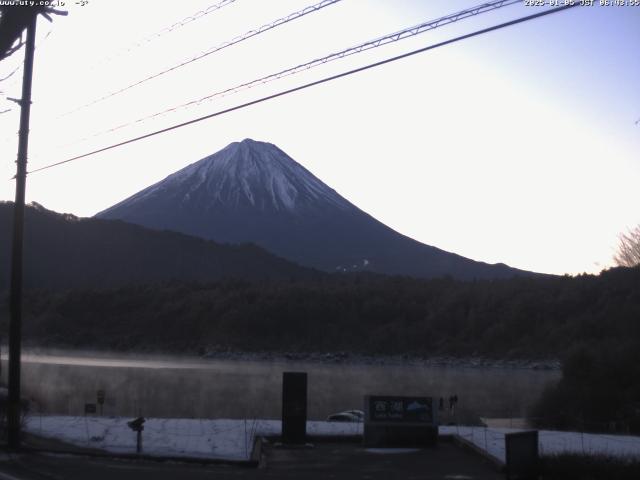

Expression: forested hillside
xmin=4 ymin=266 xmax=638 ymax=358
xmin=0 ymin=202 xmax=317 ymax=290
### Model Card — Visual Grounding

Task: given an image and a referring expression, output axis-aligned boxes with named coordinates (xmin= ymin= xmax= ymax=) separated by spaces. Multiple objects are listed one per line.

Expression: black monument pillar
xmin=282 ymin=371 xmax=307 ymax=444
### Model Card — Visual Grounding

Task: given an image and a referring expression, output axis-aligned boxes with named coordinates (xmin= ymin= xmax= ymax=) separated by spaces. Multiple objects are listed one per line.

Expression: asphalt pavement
xmin=0 ymin=438 xmax=504 ymax=480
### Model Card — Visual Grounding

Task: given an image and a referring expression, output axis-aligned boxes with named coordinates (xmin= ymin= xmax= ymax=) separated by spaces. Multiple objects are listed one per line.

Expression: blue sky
xmin=0 ymin=0 xmax=638 ymax=275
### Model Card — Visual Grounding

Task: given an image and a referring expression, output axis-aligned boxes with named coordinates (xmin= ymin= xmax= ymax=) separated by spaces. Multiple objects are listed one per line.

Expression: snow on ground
xmin=440 ymin=426 xmax=640 ymax=463
xmin=25 ymin=416 xmax=362 ymax=460
xmin=25 ymin=416 xmax=640 ymax=462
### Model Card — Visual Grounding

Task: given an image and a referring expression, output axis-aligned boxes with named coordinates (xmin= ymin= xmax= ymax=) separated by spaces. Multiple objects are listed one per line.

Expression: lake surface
xmin=1 ymin=351 xmax=560 ymax=421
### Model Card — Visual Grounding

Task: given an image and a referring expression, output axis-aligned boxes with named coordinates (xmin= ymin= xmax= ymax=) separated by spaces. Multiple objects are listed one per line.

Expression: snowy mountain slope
xmin=97 ymin=139 xmax=532 ymax=280
xmin=118 ymin=139 xmax=351 ymax=213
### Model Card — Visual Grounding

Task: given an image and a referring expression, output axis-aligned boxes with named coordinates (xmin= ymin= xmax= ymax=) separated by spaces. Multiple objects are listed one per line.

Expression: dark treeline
xmin=3 ymin=266 xmax=640 ymax=433
xmin=2 ymin=265 xmax=638 ymax=359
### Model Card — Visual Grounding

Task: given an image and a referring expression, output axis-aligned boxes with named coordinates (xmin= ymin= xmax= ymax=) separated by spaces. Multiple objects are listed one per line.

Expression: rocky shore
xmin=200 ymin=347 xmax=561 ymax=370
xmin=16 ymin=344 xmax=561 ymax=370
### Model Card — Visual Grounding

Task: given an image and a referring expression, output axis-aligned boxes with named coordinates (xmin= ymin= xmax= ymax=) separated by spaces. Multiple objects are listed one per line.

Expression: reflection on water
xmin=0 ymin=352 xmax=560 ymax=420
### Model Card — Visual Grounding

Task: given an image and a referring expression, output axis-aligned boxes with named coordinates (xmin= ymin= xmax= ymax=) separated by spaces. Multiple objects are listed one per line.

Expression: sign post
xmin=127 ymin=417 xmax=145 ymax=454
xmin=97 ymin=390 xmax=105 ymax=416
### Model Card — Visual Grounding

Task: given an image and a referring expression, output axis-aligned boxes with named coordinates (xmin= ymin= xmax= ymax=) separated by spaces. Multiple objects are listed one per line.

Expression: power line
xmin=74 ymin=0 xmax=521 ymax=143
xmin=85 ymin=0 xmax=238 ymax=72
xmin=135 ymin=0 xmax=237 ymax=42
xmin=0 ymin=27 xmax=54 ymax=146
xmin=27 ymin=4 xmax=579 ymax=176
xmin=0 ymin=63 xmax=22 ymax=82
xmin=63 ymin=0 xmax=343 ymax=117
xmin=0 ymin=28 xmax=51 ymax=85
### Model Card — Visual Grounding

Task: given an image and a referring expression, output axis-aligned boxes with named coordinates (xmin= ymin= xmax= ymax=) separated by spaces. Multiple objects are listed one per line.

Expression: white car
xmin=326 ymin=409 xmax=365 ymax=422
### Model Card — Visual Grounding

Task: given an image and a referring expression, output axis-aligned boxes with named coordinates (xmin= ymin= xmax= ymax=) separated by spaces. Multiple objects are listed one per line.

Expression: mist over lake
xmin=3 ymin=351 xmax=560 ymax=421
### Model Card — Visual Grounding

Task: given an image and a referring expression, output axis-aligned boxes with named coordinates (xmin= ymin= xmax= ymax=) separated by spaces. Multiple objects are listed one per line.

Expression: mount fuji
xmin=96 ymin=139 xmax=530 ymax=279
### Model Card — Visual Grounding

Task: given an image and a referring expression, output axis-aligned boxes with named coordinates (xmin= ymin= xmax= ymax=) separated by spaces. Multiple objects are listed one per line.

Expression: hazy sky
xmin=0 ymin=0 xmax=638 ymax=276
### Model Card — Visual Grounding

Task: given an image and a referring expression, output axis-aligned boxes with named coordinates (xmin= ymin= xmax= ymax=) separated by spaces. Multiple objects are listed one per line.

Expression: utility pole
xmin=8 ymin=13 xmax=37 ymax=449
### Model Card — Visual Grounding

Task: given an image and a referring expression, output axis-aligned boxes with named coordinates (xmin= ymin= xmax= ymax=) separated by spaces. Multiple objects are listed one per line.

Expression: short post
xmin=97 ymin=389 xmax=105 ymax=416
xmin=127 ymin=417 xmax=145 ymax=454
xmin=281 ymin=372 xmax=307 ymax=444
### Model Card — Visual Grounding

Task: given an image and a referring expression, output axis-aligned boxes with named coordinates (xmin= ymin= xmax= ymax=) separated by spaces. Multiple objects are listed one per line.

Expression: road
xmin=0 ymin=440 xmax=504 ymax=479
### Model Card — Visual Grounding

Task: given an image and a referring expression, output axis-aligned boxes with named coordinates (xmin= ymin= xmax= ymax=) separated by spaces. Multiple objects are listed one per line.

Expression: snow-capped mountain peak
xmin=130 ymin=139 xmax=350 ymax=213
xmin=97 ymin=139 xmax=530 ymax=280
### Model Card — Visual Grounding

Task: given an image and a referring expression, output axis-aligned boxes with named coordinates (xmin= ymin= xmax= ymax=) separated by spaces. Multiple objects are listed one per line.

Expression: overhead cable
xmin=95 ymin=0 xmax=522 ymax=138
xmin=63 ymin=0 xmax=343 ymax=116
xmin=26 ymin=4 xmax=579 ymax=176
xmin=85 ymin=0 xmax=238 ymax=71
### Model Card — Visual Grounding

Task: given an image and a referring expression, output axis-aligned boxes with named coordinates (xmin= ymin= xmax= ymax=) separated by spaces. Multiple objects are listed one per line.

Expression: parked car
xmin=326 ymin=409 xmax=365 ymax=422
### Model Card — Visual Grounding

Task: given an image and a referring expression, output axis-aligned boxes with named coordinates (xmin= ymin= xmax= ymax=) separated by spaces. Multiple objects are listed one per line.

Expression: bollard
xmin=127 ymin=417 xmax=145 ymax=454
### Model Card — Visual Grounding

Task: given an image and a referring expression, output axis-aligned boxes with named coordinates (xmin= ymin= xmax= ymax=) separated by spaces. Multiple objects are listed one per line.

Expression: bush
xmin=530 ymin=343 xmax=640 ymax=433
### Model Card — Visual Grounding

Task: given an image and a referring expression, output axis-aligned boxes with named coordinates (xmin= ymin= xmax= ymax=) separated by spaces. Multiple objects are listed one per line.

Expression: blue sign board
xmin=368 ymin=396 xmax=434 ymax=423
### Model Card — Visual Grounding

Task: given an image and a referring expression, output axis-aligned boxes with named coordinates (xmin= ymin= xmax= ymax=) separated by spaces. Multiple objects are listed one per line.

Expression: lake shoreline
xmin=201 ymin=349 xmax=561 ymax=370
xmin=5 ymin=344 xmax=561 ymax=371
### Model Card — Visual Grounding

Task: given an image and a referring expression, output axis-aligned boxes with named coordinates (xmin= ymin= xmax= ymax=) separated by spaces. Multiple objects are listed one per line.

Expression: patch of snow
xmin=440 ymin=426 xmax=640 ymax=464
xmin=25 ymin=416 xmax=640 ymax=463
xmin=25 ymin=416 xmax=362 ymax=460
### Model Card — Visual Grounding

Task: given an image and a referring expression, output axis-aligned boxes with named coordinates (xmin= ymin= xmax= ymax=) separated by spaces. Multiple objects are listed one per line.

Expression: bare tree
xmin=613 ymin=225 xmax=640 ymax=267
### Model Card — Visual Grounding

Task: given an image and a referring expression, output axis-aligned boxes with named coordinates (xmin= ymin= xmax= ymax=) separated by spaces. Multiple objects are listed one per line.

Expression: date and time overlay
xmin=525 ymin=0 xmax=639 ymax=6
xmin=2 ymin=0 xmax=638 ymax=9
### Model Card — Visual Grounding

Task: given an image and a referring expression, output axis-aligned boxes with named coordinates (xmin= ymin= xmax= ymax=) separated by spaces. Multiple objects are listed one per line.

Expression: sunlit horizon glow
xmin=0 ymin=0 xmax=638 ymax=276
